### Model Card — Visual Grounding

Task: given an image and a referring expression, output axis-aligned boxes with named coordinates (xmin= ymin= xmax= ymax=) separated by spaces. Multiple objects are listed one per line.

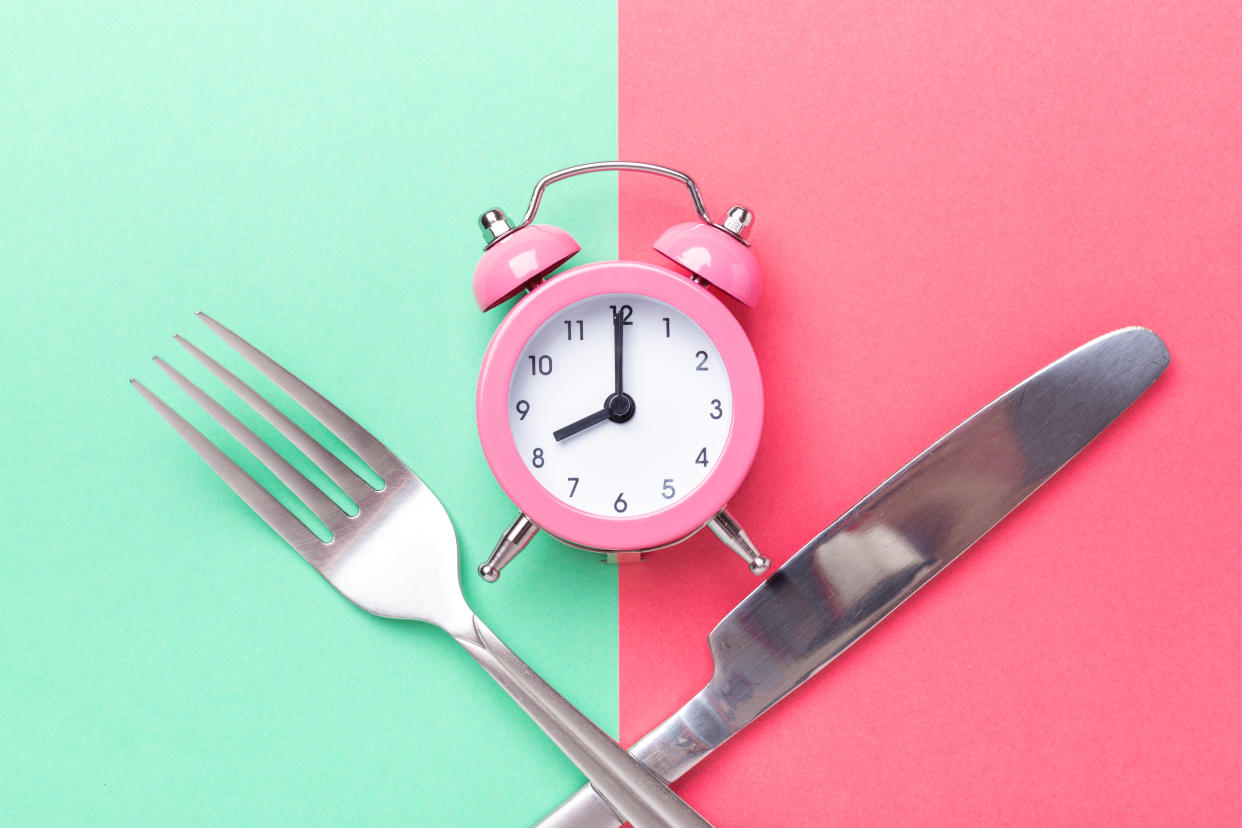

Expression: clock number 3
xmin=709 ymin=399 xmax=723 ymax=419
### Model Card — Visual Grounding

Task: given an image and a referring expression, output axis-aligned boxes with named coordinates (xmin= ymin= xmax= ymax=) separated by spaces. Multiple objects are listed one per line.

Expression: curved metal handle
xmin=516 ymin=161 xmax=717 ymax=231
xmin=455 ymin=615 xmax=712 ymax=828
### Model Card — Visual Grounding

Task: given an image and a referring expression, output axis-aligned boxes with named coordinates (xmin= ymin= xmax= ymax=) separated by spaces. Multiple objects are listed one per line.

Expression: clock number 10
xmin=527 ymin=354 xmax=553 ymax=375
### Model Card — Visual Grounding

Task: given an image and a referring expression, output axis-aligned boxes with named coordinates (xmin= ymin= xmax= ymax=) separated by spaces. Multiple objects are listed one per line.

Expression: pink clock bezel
xmin=476 ymin=260 xmax=763 ymax=552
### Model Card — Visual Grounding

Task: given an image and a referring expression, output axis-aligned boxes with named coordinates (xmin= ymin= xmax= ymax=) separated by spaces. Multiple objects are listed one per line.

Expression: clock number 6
xmin=614 ymin=493 xmax=628 ymax=513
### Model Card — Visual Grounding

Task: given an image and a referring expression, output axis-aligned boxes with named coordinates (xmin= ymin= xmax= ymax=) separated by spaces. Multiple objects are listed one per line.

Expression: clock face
xmin=507 ymin=292 xmax=733 ymax=519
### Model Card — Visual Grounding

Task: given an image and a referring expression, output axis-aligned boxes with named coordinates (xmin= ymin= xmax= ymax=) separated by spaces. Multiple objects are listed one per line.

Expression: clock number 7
xmin=567 ymin=477 xmax=579 ymax=497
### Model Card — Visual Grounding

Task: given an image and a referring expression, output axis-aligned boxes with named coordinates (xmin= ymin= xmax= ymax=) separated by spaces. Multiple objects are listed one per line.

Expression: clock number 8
xmin=531 ymin=447 xmax=545 ymax=468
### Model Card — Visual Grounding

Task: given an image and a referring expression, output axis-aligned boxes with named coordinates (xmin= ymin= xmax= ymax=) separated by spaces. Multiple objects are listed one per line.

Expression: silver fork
xmin=132 ymin=312 xmax=712 ymax=828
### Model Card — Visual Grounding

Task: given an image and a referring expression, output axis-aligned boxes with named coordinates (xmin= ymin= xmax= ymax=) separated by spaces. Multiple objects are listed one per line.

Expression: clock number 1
xmin=662 ymin=317 xmax=670 ymax=337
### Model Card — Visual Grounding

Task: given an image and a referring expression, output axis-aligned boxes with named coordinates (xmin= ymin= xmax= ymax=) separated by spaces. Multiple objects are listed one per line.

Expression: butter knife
xmin=537 ymin=326 xmax=1169 ymax=827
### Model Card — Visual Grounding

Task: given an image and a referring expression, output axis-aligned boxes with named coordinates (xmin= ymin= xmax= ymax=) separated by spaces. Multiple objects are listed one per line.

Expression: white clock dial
xmin=508 ymin=292 xmax=732 ymax=519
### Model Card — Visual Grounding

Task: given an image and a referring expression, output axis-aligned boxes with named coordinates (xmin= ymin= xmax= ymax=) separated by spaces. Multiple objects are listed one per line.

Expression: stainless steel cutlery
xmin=536 ymin=327 xmax=1169 ymax=827
xmin=133 ymin=312 xmax=711 ymax=828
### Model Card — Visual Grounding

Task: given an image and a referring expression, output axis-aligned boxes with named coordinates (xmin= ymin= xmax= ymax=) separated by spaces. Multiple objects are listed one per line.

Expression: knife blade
xmin=536 ymin=326 xmax=1169 ymax=827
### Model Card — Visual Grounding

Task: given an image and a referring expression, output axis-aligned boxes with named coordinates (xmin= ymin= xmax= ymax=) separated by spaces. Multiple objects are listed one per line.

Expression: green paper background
xmin=0 ymin=3 xmax=618 ymax=824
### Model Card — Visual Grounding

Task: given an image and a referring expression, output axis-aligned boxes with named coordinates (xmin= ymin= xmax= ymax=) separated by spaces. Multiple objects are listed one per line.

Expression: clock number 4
xmin=695 ymin=448 xmax=709 ymax=467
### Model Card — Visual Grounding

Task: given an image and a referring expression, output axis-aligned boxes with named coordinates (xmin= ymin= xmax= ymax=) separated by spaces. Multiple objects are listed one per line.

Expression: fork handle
xmin=454 ymin=615 xmax=713 ymax=828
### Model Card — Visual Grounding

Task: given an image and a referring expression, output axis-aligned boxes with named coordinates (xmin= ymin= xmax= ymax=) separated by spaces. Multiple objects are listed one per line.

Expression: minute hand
xmin=534 ymin=327 xmax=1170 ymax=828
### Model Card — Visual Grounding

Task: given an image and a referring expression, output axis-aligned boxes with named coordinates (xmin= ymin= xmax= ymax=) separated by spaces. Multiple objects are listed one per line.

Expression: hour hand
xmin=553 ymin=407 xmax=610 ymax=442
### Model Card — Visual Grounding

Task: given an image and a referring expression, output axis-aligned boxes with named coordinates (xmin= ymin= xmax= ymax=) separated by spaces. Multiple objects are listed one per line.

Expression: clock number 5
xmin=662 ymin=478 xmax=676 ymax=499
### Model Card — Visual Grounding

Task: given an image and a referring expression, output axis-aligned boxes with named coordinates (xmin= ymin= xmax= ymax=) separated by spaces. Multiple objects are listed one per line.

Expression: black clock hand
xmin=613 ymin=304 xmax=624 ymax=395
xmin=553 ymin=407 xmax=610 ymax=442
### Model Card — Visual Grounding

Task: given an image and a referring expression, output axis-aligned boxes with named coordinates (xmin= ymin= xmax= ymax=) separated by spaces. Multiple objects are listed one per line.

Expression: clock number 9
xmin=515 ymin=399 xmax=530 ymax=420
xmin=531 ymin=447 xmax=545 ymax=468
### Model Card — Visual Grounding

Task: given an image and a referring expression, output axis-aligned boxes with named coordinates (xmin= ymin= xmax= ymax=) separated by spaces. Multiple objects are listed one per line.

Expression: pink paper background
xmin=617 ymin=1 xmax=1242 ymax=824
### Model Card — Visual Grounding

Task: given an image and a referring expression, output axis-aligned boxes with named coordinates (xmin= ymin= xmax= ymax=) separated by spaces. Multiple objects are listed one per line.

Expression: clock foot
xmin=708 ymin=509 xmax=770 ymax=575
xmin=478 ymin=512 xmax=539 ymax=582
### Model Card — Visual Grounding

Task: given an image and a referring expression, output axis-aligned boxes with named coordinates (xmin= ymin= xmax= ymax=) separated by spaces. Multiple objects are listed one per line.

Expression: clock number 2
xmin=695 ymin=350 xmax=709 ymax=371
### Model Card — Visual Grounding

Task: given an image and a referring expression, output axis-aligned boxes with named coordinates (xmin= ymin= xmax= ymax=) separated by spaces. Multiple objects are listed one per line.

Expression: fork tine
xmin=196 ymin=312 xmax=402 ymax=480
xmin=131 ymin=379 xmax=323 ymax=553
xmin=153 ymin=356 xmax=346 ymax=529
xmin=173 ymin=335 xmax=374 ymax=504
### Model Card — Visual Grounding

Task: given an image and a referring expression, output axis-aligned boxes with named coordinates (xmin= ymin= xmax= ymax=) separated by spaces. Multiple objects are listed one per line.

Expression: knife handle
xmin=534 ymin=698 xmax=720 ymax=828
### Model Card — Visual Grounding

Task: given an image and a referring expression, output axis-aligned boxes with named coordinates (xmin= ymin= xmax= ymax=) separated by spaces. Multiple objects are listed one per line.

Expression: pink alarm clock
xmin=472 ymin=162 xmax=767 ymax=581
